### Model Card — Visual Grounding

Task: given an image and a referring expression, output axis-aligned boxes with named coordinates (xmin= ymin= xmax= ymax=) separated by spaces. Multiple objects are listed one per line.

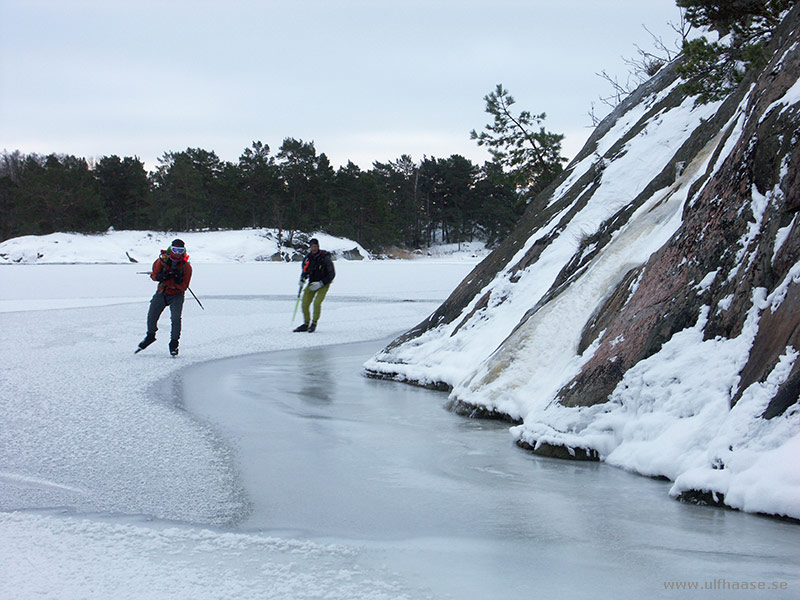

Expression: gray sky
xmin=0 ymin=0 xmax=681 ymax=172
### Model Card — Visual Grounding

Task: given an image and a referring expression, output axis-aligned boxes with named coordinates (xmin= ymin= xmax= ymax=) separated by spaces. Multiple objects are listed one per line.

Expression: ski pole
xmin=292 ymin=282 xmax=304 ymax=323
xmin=187 ymin=286 xmax=205 ymax=310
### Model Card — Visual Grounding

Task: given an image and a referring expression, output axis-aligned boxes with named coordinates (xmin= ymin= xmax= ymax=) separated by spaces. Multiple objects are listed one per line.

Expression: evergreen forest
xmin=0 ymin=141 xmax=533 ymax=252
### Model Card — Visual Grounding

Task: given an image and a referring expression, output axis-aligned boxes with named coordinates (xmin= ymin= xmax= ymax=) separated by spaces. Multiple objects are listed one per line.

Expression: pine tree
xmin=470 ymin=84 xmax=566 ymax=194
xmin=676 ymin=0 xmax=788 ymax=35
xmin=238 ymin=141 xmax=281 ymax=228
xmin=676 ymin=0 xmax=794 ymax=102
xmin=95 ymin=155 xmax=149 ymax=230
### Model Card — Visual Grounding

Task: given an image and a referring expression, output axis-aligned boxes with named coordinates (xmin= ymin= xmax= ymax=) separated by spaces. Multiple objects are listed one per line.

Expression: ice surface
xmin=181 ymin=339 xmax=800 ymax=600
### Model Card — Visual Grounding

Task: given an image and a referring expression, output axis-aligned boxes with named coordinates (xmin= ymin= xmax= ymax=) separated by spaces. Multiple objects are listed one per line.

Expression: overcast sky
xmin=1 ymin=0 xmax=681 ymax=172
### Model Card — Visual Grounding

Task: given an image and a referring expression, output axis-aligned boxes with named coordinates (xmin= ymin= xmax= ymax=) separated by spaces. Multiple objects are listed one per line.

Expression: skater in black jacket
xmin=293 ymin=238 xmax=335 ymax=333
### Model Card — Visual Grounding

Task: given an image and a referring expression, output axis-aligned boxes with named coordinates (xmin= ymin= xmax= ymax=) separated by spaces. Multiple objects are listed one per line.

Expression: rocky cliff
xmin=366 ymin=7 xmax=800 ymax=520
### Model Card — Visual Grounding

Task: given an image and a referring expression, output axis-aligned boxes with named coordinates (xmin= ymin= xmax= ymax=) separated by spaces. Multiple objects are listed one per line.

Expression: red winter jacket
xmin=151 ymin=252 xmax=193 ymax=295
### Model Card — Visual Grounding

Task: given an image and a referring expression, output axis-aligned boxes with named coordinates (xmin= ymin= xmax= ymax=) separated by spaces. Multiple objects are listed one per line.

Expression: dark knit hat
xmin=171 ymin=239 xmax=185 ymax=247
xmin=309 ymin=238 xmax=320 ymax=246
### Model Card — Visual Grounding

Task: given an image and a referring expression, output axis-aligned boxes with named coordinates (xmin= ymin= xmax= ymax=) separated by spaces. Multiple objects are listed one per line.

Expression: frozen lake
xmin=6 ymin=255 xmax=795 ymax=598
xmin=182 ymin=338 xmax=800 ymax=600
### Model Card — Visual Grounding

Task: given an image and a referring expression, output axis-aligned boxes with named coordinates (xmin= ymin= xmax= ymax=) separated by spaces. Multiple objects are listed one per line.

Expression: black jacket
xmin=302 ymin=250 xmax=335 ymax=285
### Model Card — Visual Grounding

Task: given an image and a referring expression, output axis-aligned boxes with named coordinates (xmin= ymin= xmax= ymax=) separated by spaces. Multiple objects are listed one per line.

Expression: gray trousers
xmin=147 ymin=291 xmax=185 ymax=342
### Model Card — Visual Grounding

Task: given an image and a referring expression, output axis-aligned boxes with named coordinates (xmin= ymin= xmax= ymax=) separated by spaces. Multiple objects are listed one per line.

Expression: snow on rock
xmin=367 ymin=7 xmax=800 ymax=520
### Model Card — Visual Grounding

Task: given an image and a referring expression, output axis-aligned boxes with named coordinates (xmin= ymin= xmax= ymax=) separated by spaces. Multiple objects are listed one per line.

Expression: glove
xmin=155 ymin=271 xmax=169 ymax=281
xmin=172 ymin=272 xmax=183 ymax=284
xmin=299 ymin=276 xmax=306 ymax=287
xmin=309 ymin=281 xmax=323 ymax=291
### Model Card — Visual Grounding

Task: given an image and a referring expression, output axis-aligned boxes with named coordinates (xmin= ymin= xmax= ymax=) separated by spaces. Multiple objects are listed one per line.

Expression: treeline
xmin=0 ymin=140 xmax=524 ymax=251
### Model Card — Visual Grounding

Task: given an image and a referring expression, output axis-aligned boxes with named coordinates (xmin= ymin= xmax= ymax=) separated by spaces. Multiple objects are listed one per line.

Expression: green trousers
xmin=301 ymin=283 xmax=330 ymax=324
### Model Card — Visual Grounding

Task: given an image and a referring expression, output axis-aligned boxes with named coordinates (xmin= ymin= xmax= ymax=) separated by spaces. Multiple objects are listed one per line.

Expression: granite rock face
xmin=561 ymin=15 xmax=800 ymax=413
xmin=366 ymin=7 xmax=800 ymax=519
xmin=559 ymin=11 xmax=800 ymax=415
